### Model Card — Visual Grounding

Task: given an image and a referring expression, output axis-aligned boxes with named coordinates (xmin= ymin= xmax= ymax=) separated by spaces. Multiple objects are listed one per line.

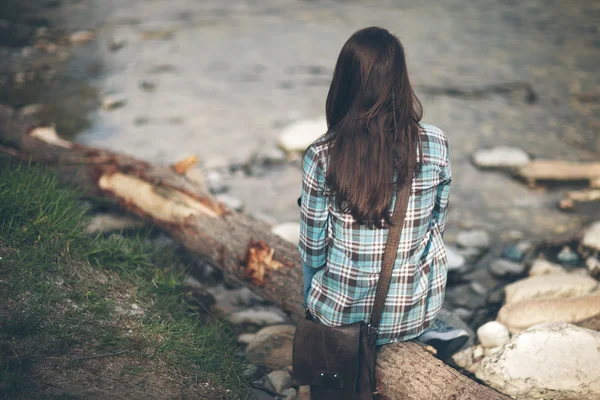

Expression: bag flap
xmin=292 ymin=320 xmax=364 ymax=390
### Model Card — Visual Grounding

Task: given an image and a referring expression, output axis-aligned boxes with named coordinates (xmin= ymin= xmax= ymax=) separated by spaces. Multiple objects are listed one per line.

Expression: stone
xmin=453 ymin=307 xmax=473 ymax=321
xmin=445 ymin=244 xmax=466 ymax=271
xmin=451 ymin=346 xmax=474 ymax=370
xmin=263 ymin=147 xmax=287 ymax=165
xmin=246 ymin=325 xmax=295 ymax=370
xmin=477 ymin=321 xmax=510 ymax=348
xmin=228 ymin=306 xmax=288 ymax=326
xmin=587 ymin=257 xmax=600 ymax=277
xmin=85 ymin=213 xmax=144 ymax=234
xmin=267 ymin=370 xmax=293 ymax=393
xmin=238 ymin=333 xmax=257 ymax=344
xmin=489 ymin=259 xmax=525 ymax=278
xmin=250 ymin=388 xmax=276 ymax=400
xmin=69 ymin=30 xmax=94 ymax=45
xmin=497 ymin=293 xmax=600 ymax=333
xmin=483 ymin=346 xmax=502 ymax=357
xmin=476 ymin=323 xmax=600 ymax=400
xmin=206 ymin=171 xmax=228 ymax=194
xmin=472 ymin=146 xmax=530 ymax=169
xmin=501 ymin=240 xmax=533 ymax=262
xmin=456 ymin=229 xmax=490 ymax=249
xmin=281 ymin=388 xmax=298 ymax=400
xmin=271 ymin=222 xmax=300 ymax=245
xmin=445 ymin=285 xmax=487 ymax=311
xmin=557 ymin=246 xmax=580 ymax=266
xmin=215 ymin=193 xmax=243 ymax=211
xmin=242 ymin=364 xmax=261 ymax=381
xmin=504 ymin=274 xmax=599 ymax=304
xmin=582 ymin=221 xmax=600 ymax=252
xmin=139 ymin=79 xmax=156 ymax=92
xmin=108 ymin=37 xmax=126 ymax=51
xmin=529 ymin=258 xmax=567 ymax=276
xmin=208 ymin=285 xmax=266 ymax=316
xmin=277 ymin=117 xmax=327 ymax=152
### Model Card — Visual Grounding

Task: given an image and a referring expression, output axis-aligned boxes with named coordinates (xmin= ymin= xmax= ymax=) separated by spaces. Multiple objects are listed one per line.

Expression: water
xmin=5 ymin=0 xmax=600 ymax=241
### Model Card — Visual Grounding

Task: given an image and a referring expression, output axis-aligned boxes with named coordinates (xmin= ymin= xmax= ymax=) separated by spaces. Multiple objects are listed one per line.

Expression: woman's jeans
xmin=302 ymin=263 xmax=322 ymax=307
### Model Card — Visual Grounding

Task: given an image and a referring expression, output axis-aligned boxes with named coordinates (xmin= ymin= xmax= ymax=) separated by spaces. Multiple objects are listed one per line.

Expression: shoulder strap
xmin=368 ymin=161 xmax=416 ymax=334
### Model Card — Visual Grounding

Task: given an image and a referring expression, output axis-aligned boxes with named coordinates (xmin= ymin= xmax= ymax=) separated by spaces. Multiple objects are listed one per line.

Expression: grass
xmin=0 ymin=163 xmax=250 ymax=399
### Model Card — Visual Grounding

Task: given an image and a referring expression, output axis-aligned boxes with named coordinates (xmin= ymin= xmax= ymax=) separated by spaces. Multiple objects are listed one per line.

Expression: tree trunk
xmin=0 ymin=104 xmax=510 ymax=400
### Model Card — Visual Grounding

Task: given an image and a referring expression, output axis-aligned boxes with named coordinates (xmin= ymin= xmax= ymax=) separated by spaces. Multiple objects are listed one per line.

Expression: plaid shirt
xmin=299 ymin=124 xmax=451 ymax=345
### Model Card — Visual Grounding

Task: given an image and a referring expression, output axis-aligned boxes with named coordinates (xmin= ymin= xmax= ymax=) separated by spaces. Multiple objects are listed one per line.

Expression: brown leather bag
xmin=292 ymin=165 xmax=415 ymax=400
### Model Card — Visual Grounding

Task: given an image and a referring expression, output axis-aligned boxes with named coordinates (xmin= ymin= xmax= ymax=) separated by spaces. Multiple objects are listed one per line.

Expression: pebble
xmin=228 ymin=306 xmax=288 ymax=326
xmin=489 ymin=259 xmax=525 ymax=278
xmin=277 ymin=117 xmax=327 ymax=152
xmin=476 ymin=321 xmax=510 ymax=348
xmin=242 ymin=364 xmax=261 ymax=381
xmin=263 ymin=147 xmax=287 ymax=165
xmin=281 ymin=388 xmax=298 ymax=400
xmin=69 ymin=30 xmax=94 ymax=45
xmin=215 ymin=193 xmax=243 ymax=211
xmin=108 ymin=37 xmax=126 ymax=51
xmin=476 ymin=323 xmax=600 ymax=400
xmin=497 ymin=292 xmax=600 ymax=333
xmin=267 ymin=370 xmax=293 ymax=393
xmin=246 ymin=325 xmax=295 ymax=370
xmin=557 ymin=246 xmax=580 ymax=266
xmin=271 ymin=222 xmax=300 ymax=244
xmin=206 ymin=171 xmax=228 ymax=194
xmin=238 ymin=333 xmax=257 ymax=344
xmin=445 ymin=245 xmax=467 ymax=271
xmin=501 ymin=240 xmax=532 ymax=262
xmin=456 ymin=229 xmax=491 ymax=249
xmin=472 ymin=146 xmax=530 ymax=169
xmin=139 ymin=79 xmax=156 ymax=92
xmin=528 ymin=258 xmax=567 ymax=276
xmin=453 ymin=307 xmax=474 ymax=321
xmin=505 ymin=273 xmax=598 ymax=304
xmin=582 ymin=221 xmax=600 ymax=252
xmin=587 ymin=257 xmax=600 ymax=277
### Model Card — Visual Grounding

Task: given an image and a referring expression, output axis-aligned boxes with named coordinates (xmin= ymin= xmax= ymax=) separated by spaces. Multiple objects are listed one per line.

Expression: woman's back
xmin=299 ymin=123 xmax=451 ymax=345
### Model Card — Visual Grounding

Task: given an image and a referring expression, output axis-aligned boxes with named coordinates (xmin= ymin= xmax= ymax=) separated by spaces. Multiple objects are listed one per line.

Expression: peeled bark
xmin=0 ymin=104 xmax=510 ymax=400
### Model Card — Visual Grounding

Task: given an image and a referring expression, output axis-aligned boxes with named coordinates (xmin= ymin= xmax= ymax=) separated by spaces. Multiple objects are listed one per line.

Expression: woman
xmin=298 ymin=27 xmax=468 ymax=357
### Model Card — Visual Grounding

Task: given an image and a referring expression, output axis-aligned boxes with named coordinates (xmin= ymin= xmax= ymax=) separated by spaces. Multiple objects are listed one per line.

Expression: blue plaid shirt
xmin=299 ymin=124 xmax=451 ymax=345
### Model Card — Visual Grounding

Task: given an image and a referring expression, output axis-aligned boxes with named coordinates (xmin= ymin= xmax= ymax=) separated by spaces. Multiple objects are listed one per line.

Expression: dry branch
xmin=0 ymin=104 xmax=510 ymax=400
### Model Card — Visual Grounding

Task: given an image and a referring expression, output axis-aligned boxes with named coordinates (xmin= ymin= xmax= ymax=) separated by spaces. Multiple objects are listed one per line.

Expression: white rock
xmin=582 ymin=221 xmax=600 ymax=252
xmin=483 ymin=346 xmax=502 ymax=357
xmin=587 ymin=257 xmax=600 ymax=277
xmin=228 ymin=306 xmax=288 ymax=326
xmin=452 ymin=346 xmax=476 ymax=371
xmin=476 ymin=323 xmax=600 ymax=400
xmin=497 ymin=293 xmax=600 ymax=333
xmin=529 ymin=258 xmax=567 ymax=276
xmin=216 ymin=194 xmax=243 ymax=211
xmin=472 ymin=344 xmax=484 ymax=361
xmin=489 ymin=259 xmax=525 ymax=277
xmin=477 ymin=321 xmax=510 ymax=348
xmin=504 ymin=274 xmax=599 ymax=304
xmin=456 ymin=230 xmax=491 ymax=249
xmin=246 ymin=325 xmax=296 ymax=369
xmin=277 ymin=117 xmax=327 ymax=152
xmin=272 ymin=222 xmax=300 ymax=244
xmin=472 ymin=146 xmax=530 ymax=169
xmin=267 ymin=370 xmax=293 ymax=393
xmin=445 ymin=245 xmax=466 ymax=271
xmin=238 ymin=333 xmax=257 ymax=344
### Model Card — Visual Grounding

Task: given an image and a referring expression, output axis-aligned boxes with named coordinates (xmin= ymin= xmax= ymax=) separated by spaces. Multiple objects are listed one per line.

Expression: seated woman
xmin=298 ymin=26 xmax=468 ymax=358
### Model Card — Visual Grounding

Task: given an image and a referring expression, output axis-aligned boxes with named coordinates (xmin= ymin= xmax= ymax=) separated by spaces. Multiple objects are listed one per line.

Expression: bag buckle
xmin=367 ymin=324 xmax=379 ymax=336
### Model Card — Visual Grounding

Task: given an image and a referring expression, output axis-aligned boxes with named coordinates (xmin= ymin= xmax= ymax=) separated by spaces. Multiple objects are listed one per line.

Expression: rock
xmin=281 ymin=388 xmax=298 ymax=400
xmin=246 ymin=325 xmax=295 ymax=369
xmin=238 ymin=333 xmax=257 ymax=344
xmin=476 ymin=323 xmax=600 ymax=400
xmin=529 ymin=258 xmax=567 ymax=276
xmin=85 ymin=213 xmax=144 ymax=234
xmin=451 ymin=346 xmax=475 ymax=370
xmin=557 ymin=246 xmax=580 ymax=266
xmin=228 ymin=306 xmax=288 ymax=326
xmin=209 ymin=285 xmax=266 ymax=316
xmin=504 ymin=274 xmax=598 ymax=304
xmin=497 ymin=293 xmax=600 ymax=333
xmin=456 ymin=229 xmax=490 ymax=249
xmin=250 ymin=388 xmax=276 ymax=400
xmin=267 ymin=370 xmax=293 ymax=393
xmin=277 ymin=117 xmax=327 ymax=152
xmin=582 ymin=221 xmax=600 ymax=252
xmin=477 ymin=321 xmax=510 ymax=348
xmin=483 ymin=346 xmax=502 ymax=357
xmin=139 ymin=79 xmax=156 ymax=92
xmin=215 ymin=193 xmax=243 ymax=211
xmin=263 ymin=147 xmax=287 ymax=165
xmin=102 ymin=95 xmax=127 ymax=110
xmin=469 ymin=281 xmax=489 ymax=296
xmin=437 ymin=308 xmax=476 ymax=348
xmin=472 ymin=146 xmax=530 ymax=169
xmin=445 ymin=284 xmax=487 ymax=311
xmin=489 ymin=259 xmax=525 ymax=278
xmin=242 ymin=364 xmax=261 ymax=381
xmin=587 ymin=257 xmax=600 ymax=277
xmin=271 ymin=223 xmax=300 ymax=245
xmin=453 ymin=307 xmax=473 ymax=321
xmin=108 ymin=37 xmax=126 ymax=51
xmin=206 ymin=171 xmax=228 ymax=194
xmin=501 ymin=240 xmax=533 ymax=262
xmin=69 ymin=30 xmax=94 ymax=45
xmin=445 ymin=244 xmax=467 ymax=271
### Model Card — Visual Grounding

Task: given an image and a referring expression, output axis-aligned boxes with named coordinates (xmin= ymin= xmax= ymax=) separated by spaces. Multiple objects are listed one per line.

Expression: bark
xmin=0 ymin=104 xmax=510 ymax=400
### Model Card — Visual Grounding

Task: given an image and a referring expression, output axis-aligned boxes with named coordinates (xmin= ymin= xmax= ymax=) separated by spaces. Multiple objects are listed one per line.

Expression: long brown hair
xmin=324 ymin=27 xmax=423 ymax=228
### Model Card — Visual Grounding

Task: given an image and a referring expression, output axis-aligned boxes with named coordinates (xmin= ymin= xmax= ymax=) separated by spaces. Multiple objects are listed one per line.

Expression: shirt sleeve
xmin=432 ymin=145 xmax=451 ymax=236
xmin=298 ymin=145 xmax=329 ymax=268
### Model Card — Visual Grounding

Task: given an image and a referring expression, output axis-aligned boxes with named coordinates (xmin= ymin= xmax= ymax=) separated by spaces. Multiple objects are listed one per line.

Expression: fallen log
xmin=0 ymin=104 xmax=509 ymax=400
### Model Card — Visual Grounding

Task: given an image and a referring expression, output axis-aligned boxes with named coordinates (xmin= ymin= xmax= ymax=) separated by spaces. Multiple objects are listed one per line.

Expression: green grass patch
xmin=0 ymin=164 xmax=249 ymax=399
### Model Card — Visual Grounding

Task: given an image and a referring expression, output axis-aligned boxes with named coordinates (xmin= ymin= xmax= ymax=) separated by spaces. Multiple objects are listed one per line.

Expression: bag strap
xmin=368 ymin=160 xmax=416 ymax=335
